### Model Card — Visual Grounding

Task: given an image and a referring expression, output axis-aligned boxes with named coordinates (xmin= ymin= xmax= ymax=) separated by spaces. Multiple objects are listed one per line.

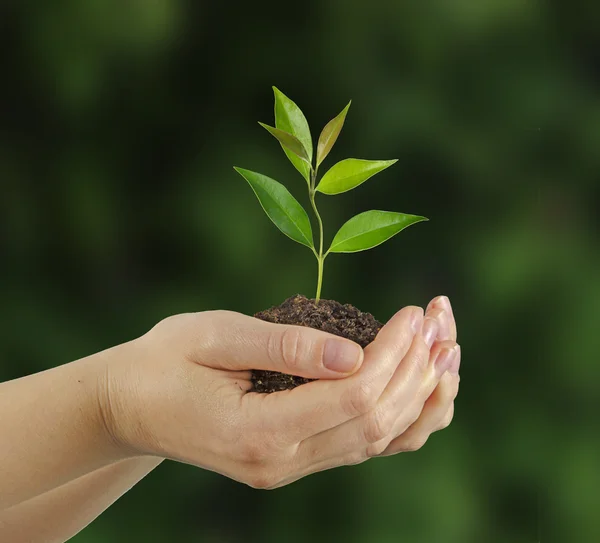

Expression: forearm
xmin=0 ymin=456 xmax=163 ymax=543
xmin=0 ymin=342 xmax=132 ymax=510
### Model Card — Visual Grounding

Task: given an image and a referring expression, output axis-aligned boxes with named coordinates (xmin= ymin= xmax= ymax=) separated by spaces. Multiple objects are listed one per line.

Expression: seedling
xmin=234 ymin=87 xmax=427 ymax=301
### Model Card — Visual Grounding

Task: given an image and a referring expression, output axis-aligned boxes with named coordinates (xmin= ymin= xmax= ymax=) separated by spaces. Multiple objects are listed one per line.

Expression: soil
xmin=251 ymin=294 xmax=383 ymax=393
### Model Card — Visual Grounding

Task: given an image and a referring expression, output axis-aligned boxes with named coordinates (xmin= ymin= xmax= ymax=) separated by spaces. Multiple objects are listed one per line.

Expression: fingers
xmin=244 ymin=306 xmax=424 ymax=446
xmin=378 ymin=361 xmax=460 ymax=456
xmin=426 ymin=307 xmax=451 ymax=342
xmin=195 ymin=310 xmax=364 ymax=380
xmin=426 ymin=295 xmax=456 ymax=341
xmin=292 ymin=334 xmax=456 ymax=475
xmin=377 ymin=340 xmax=457 ymax=436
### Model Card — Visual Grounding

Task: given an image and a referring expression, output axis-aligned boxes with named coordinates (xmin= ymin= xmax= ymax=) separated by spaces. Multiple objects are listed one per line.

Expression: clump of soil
xmin=252 ymin=294 xmax=383 ymax=393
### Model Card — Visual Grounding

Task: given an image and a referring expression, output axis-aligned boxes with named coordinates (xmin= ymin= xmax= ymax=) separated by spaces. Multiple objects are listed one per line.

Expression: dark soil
xmin=251 ymin=294 xmax=383 ymax=393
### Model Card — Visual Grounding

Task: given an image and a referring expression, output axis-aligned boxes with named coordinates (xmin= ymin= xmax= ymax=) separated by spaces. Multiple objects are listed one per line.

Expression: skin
xmin=0 ymin=296 xmax=459 ymax=542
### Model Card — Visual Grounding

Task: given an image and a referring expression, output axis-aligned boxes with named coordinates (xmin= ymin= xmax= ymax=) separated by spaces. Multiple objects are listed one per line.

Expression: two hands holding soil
xmin=0 ymin=295 xmax=459 ymax=542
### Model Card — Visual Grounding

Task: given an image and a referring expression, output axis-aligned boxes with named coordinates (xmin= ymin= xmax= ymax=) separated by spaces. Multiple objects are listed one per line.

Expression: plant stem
xmin=315 ymin=252 xmax=324 ymax=301
xmin=309 ymin=168 xmax=325 ymax=302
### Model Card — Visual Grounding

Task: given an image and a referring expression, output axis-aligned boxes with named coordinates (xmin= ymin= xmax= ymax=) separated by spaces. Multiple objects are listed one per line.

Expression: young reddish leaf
xmin=258 ymin=122 xmax=310 ymax=164
xmin=234 ymin=167 xmax=314 ymax=249
xmin=273 ymin=87 xmax=313 ymax=183
xmin=316 ymin=101 xmax=351 ymax=167
xmin=328 ymin=210 xmax=427 ymax=253
xmin=316 ymin=158 xmax=398 ymax=195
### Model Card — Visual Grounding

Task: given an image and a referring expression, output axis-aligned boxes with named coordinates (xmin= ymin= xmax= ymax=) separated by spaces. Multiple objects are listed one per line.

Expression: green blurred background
xmin=1 ymin=1 xmax=599 ymax=542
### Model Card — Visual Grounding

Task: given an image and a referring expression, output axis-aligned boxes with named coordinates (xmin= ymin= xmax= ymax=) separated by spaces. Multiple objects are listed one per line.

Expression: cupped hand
xmin=375 ymin=295 xmax=460 ymax=457
xmin=101 ymin=297 xmax=459 ymax=490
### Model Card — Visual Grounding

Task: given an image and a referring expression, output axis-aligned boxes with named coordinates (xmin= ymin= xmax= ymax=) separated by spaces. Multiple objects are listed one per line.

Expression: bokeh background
xmin=1 ymin=1 xmax=599 ymax=542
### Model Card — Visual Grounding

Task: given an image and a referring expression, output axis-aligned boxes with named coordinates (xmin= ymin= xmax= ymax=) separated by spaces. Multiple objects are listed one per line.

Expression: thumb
xmin=202 ymin=311 xmax=364 ymax=379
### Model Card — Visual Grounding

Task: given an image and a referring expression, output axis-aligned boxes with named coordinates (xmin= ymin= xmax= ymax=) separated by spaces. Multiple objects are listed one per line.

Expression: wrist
xmin=93 ymin=340 xmax=150 ymax=459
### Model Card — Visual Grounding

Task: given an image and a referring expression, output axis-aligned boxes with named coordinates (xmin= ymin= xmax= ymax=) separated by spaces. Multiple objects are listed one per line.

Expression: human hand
xmin=100 ymin=299 xmax=459 ymax=489
xmin=374 ymin=295 xmax=460 ymax=456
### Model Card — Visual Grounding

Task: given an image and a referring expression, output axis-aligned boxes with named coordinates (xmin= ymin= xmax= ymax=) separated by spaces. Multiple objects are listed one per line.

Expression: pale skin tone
xmin=0 ymin=296 xmax=459 ymax=543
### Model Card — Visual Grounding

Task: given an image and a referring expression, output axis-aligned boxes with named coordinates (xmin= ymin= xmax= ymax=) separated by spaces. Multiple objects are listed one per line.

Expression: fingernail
xmin=434 ymin=295 xmax=451 ymax=313
xmin=422 ymin=318 xmax=438 ymax=348
xmin=323 ymin=339 xmax=362 ymax=373
xmin=448 ymin=344 xmax=461 ymax=375
xmin=434 ymin=345 xmax=459 ymax=375
xmin=411 ymin=308 xmax=424 ymax=334
xmin=436 ymin=310 xmax=450 ymax=339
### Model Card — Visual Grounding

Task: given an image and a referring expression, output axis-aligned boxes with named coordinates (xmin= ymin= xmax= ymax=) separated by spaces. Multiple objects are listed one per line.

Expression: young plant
xmin=234 ymin=87 xmax=427 ymax=302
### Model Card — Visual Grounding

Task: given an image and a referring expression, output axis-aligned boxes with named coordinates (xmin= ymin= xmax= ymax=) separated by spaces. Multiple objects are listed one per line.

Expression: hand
xmin=100 ymin=299 xmax=459 ymax=489
xmin=375 ymin=295 xmax=460 ymax=456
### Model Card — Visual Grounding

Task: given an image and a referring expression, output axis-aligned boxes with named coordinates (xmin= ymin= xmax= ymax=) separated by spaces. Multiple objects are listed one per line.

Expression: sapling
xmin=234 ymin=88 xmax=428 ymax=393
xmin=234 ymin=87 xmax=427 ymax=302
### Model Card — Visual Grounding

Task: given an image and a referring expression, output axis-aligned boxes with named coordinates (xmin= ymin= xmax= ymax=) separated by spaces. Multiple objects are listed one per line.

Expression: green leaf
xmin=273 ymin=86 xmax=313 ymax=183
xmin=316 ymin=101 xmax=351 ymax=167
xmin=328 ymin=210 xmax=427 ymax=253
xmin=258 ymin=122 xmax=310 ymax=163
xmin=316 ymin=158 xmax=398 ymax=195
xmin=233 ymin=167 xmax=314 ymax=249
